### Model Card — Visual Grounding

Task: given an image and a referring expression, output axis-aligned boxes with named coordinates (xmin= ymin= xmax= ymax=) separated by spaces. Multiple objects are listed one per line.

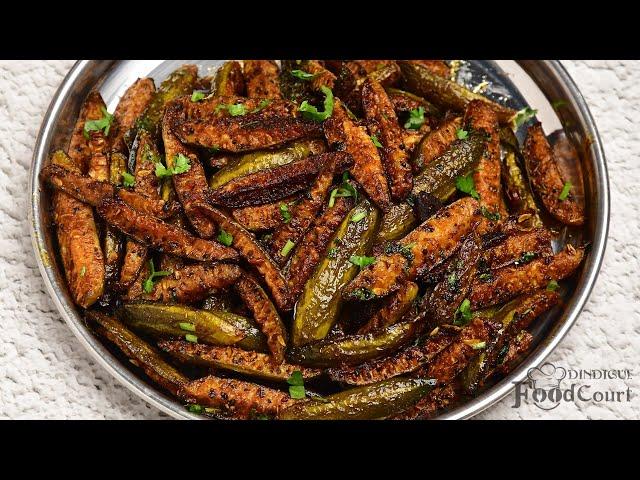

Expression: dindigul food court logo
xmin=512 ymin=362 xmax=633 ymax=410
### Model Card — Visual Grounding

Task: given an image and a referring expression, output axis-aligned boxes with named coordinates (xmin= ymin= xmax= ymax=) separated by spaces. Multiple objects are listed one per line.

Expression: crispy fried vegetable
xmin=235 ymin=274 xmax=288 ymax=364
xmin=162 ymin=108 xmax=216 ymax=237
xmin=279 ymin=377 xmax=432 ymax=420
xmin=409 ymin=60 xmax=450 ymax=78
xmin=85 ymin=93 xmax=110 ymax=182
xmin=391 ymin=384 xmax=456 ymax=420
xmin=212 ymin=61 xmax=245 ymax=96
xmin=136 ymin=64 xmax=198 ymax=139
xmin=328 ymin=327 xmax=456 ymax=385
xmin=168 ymin=95 xmax=323 ymax=152
xmin=361 ymin=77 xmax=413 ymax=201
xmin=97 ymin=197 xmax=238 ymax=262
xmin=50 ymin=151 xmax=104 ymax=308
xmin=41 ymin=164 xmax=179 ymax=219
xmin=460 ymin=289 xmax=560 ymax=393
xmin=523 ymin=122 xmax=585 ymax=226
xmin=68 ymin=90 xmax=105 ymax=173
xmin=413 ymin=317 xmax=493 ymax=385
xmin=288 ymin=319 xmax=422 ymax=368
xmin=428 ymin=234 xmax=482 ymax=326
xmin=345 ymin=197 xmax=479 ymax=300
xmin=292 ymin=199 xmax=379 ymax=345
xmin=119 ymin=131 xmax=163 ymax=289
xmin=88 ymin=311 xmax=188 ymax=396
xmin=375 ymin=132 xmax=485 ymax=243
xmin=111 ymin=77 xmax=155 ymax=153
xmin=192 ymin=202 xmax=291 ymax=311
xmin=304 ymin=60 xmax=337 ymax=91
xmin=465 ymin=100 xmax=506 ymax=233
xmin=159 ymin=341 xmax=321 ymax=382
xmin=500 ymin=127 xmax=542 ymax=224
xmin=324 ymin=99 xmax=391 ymax=210
xmin=269 ymin=152 xmax=353 ymax=262
xmin=285 ymin=196 xmax=354 ymax=302
xmin=209 ymin=152 xmax=351 ymax=208
xmin=470 ymin=245 xmax=584 ymax=308
xmin=243 ymin=60 xmax=282 ymax=99
xmin=209 ymin=139 xmax=326 ymax=189
xmin=358 ymin=282 xmax=419 ymax=334
xmin=480 ymin=228 xmax=553 ymax=271
xmin=136 ymin=263 xmax=241 ymax=304
xmin=386 ymin=88 xmax=441 ymax=122
xmin=399 ymin=61 xmax=516 ymax=124
xmin=411 ymin=117 xmax=462 ymax=173
xmin=231 ymin=195 xmax=299 ymax=231
xmin=122 ymin=302 xmax=268 ymax=351
xmin=182 ymin=375 xmax=295 ymax=419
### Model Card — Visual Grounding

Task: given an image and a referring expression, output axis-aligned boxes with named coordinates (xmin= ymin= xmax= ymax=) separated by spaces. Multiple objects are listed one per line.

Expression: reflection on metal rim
xmin=29 ymin=60 xmax=609 ymax=420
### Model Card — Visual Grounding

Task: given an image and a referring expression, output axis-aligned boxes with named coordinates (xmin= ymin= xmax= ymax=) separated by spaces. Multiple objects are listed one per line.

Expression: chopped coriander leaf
xmin=251 ymin=99 xmax=271 ymax=113
xmin=287 ymin=371 xmax=306 ymax=399
xmin=178 ymin=322 xmax=196 ymax=332
xmin=370 ymin=134 xmax=383 ymax=148
xmin=546 ymin=280 xmax=559 ymax=292
xmin=456 ymin=173 xmax=480 ymax=200
xmin=121 ymin=171 xmax=135 ymax=188
xmin=511 ymin=106 xmax=538 ymax=128
xmin=453 ymin=298 xmax=472 ymax=326
xmin=83 ymin=106 xmax=114 ymax=138
xmin=217 ymin=229 xmax=233 ymax=246
xmin=279 ymin=203 xmax=292 ymax=223
xmin=185 ymin=334 xmax=198 ymax=343
xmin=281 ymin=240 xmax=296 ymax=257
xmin=154 ymin=154 xmax=191 ymax=179
xmin=290 ymin=69 xmax=319 ymax=81
xmin=520 ymin=251 xmax=536 ymax=263
xmin=299 ymin=86 xmax=334 ymax=122
xmin=216 ymin=102 xmax=248 ymax=116
xmin=287 ymin=370 xmax=304 ymax=386
xmin=327 ymin=247 xmax=338 ymax=259
xmin=191 ymin=90 xmax=206 ymax=102
xmin=404 ymin=106 xmax=425 ymax=130
xmin=349 ymin=255 xmax=376 ymax=268
xmin=478 ymin=272 xmax=492 ymax=282
xmin=142 ymin=259 xmax=171 ymax=294
xmin=350 ymin=210 xmax=367 ymax=223
xmin=456 ymin=128 xmax=468 ymax=140
xmin=558 ymin=181 xmax=572 ymax=201
xmin=289 ymin=385 xmax=306 ymax=399
xmin=187 ymin=404 xmax=203 ymax=413
xmin=154 ymin=162 xmax=171 ymax=179
xmin=480 ymin=206 xmax=500 ymax=221
xmin=328 ymin=178 xmax=357 ymax=208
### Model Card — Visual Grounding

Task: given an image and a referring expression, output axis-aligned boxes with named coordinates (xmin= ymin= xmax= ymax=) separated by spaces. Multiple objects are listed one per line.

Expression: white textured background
xmin=0 ymin=60 xmax=637 ymax=420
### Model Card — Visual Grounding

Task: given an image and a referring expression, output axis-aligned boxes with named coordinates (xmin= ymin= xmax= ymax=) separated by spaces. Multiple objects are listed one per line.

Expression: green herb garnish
xmin=456 ymin=128 xmax=468 ymax=140
xmin=191 ymin=90 xmax=206 ymax=102
xmin=217 ymin=229 xmax=233 ymax=247
xmin=83 ymin=106 xmax=114 ymax=138
xmin=185 ymin=334 xmax=198 ymax=343
xmin=279 ymin=203 xmax=292 ymax=223
xmin=350 ymin=209 xmax=367 ymax=223
xmin=404 ymin=106 xmax=425 ymax=130
xmin=546 ymin=280 xmax=559 ymax=292
xmin=187 ymin=404 xmax=203 ymax=413
xmin=142 ymin=259 xmax=171 ymax=294
xmin=251 ymin=99 xmax=271 ymax=113
xmin=558 ymin=181 xmax=572 ymax=201
xmin=370 ymin=134 xmax=383 ymax=148
xmin=349 ymin=255 xmax=376 ymax=268
xmin=519 ymin=251 xmax=536 ymax=263
xmin=216 ymin=102 xmax=248 ymax=116
xmin=299 ymin=86 xmax=334 ymax=122
xmin=456 ymin=173 xmax=480 ymax=200
xmin=328 ymin=172 xmax=357 ymax=207
xmin=511 ymin=106 xmax=538 ymax=128
xmin=480 ymin=206 xmax=500 ymax=221
xmin=290 ymin=69 xmax=319 ymax=81
xmin=155 ymin=154 xmax=191 ymax=179
xmin=287 ymin=370 xmax=306 ymax=399
xmin=178 ymin=322 xmax=196 ymax=332
xmin=121 ymin=171 xmax=135 ymax=188
xmin=281 ymin=240 xmax=295 ymax=257
xmin=453 ymin=298 xmax=473 ymax=326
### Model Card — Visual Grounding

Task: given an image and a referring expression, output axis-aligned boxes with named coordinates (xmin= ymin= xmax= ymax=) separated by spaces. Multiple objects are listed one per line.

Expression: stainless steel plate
xmin=29 ymin=60 xmax=609 ymax=420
